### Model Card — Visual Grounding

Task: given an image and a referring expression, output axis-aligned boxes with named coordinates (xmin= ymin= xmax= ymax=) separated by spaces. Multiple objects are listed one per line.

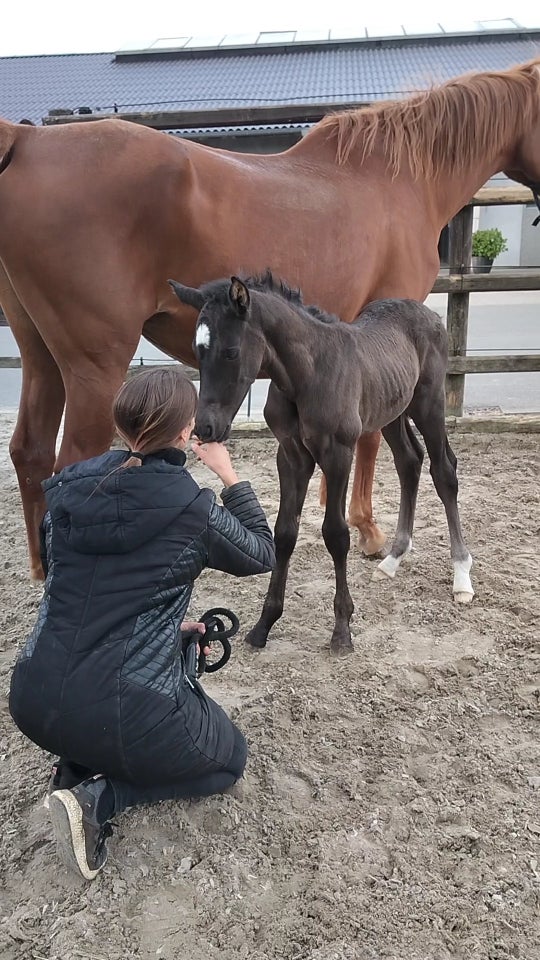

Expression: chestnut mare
xmin=1 ymin=58 xmax=539 ymax=579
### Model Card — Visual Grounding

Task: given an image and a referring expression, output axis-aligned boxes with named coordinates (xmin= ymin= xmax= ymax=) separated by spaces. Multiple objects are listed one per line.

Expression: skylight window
xmin=149 ymin=36 xmax=189 ymax=49
xmin=475 ymin=18 xmax=521 ymax=30
xmin=258 ymin=31 xmax=296 ymax=44
xmin=220 ymin=33 xmax=259 ymax=46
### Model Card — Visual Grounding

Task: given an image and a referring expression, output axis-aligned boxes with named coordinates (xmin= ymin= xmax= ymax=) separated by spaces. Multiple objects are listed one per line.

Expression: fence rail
xmin=442 ymin=185 xmax=539 ymax=415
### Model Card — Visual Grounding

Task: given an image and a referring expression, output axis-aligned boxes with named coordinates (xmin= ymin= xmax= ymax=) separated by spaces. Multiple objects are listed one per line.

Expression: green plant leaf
xmin=471 ymin=228 xmax=508 ymax=259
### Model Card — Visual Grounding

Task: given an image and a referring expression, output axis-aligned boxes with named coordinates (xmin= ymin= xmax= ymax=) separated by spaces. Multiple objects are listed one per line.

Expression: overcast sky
xmin=0 ymin=0 xmax=538 ymax=56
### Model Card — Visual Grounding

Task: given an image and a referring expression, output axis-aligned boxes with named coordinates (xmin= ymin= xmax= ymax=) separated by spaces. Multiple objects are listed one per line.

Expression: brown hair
xmin=316 ymin=57 xmax=540 ymax=177
xmin=113 ymin=368 xmax=198 ymax=468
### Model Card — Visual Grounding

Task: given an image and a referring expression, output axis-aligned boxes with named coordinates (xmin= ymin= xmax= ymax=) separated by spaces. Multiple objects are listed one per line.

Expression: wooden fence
xmin=1 ymin=185 xmax=539 ymax=418
xmin=434 ymin=185 xmax=540 ymax=416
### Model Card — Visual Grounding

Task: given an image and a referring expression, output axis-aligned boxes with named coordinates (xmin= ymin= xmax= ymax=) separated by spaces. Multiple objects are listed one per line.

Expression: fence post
xmin=445 ymin=205 xmax=473 ymax=417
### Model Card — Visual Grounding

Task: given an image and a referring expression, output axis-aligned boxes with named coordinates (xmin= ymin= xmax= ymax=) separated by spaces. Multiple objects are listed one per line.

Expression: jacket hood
xmin=42 ymin=449 xmax=204 ymax=554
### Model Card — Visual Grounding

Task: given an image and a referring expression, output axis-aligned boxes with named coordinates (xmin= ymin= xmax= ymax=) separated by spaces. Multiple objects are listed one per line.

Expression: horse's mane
xmin=244 ymin=269 xmax=338 ymax=323
xmin=315 ymin=58 xmax=540 ymax=178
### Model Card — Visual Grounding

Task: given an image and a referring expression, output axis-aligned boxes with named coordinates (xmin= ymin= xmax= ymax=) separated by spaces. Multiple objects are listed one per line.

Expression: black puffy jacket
xmin=9 ymin=448 xmax=275 ymax=784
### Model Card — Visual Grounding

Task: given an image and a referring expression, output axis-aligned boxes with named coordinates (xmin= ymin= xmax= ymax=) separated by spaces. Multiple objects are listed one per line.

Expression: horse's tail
xmin=0 ymin=118 xmax=18 ymax=175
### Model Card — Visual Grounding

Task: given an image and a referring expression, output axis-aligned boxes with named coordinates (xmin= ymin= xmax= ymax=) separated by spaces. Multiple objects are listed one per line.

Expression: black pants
xmin=55 ymin=726 xmax=247 ymax=821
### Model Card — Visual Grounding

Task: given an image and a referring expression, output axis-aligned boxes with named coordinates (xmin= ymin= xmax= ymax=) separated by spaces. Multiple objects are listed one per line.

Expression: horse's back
xmin=355 ymin=297 xmax=447 ymax=353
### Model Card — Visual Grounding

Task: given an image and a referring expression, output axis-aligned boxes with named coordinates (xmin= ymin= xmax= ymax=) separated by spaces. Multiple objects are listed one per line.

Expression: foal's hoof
xmin=330 ymin=631 xmax=354 ymax=656
xmin=330 ymin=641 xmax=354 ymax=657
xmin=372 ymin=555 xmax=399 ymax=581
xmin=245 ymin=625 xmax=269 ymax=649
xmin=453 ymin=590 xmax=474 ymax=604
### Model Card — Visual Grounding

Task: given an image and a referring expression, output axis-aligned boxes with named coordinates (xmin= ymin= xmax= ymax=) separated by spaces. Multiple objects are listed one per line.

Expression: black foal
xmin=170 ymin=274 xmax=473 ymax=654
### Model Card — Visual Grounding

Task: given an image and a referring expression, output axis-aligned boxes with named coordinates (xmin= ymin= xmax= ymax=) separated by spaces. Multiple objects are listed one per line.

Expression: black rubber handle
xmin=197 ymin=608 xmax=239 ymax=675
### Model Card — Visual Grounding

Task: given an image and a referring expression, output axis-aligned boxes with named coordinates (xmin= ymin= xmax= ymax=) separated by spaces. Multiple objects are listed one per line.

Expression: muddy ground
xmin=0 ymin=414 xmax=539 ymax=960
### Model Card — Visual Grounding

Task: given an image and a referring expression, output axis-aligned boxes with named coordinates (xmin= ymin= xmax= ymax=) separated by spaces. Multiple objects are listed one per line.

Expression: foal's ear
xmin=229 ymin=277 xmax=250 ymax=315
xmin=168 ymin=279 xmax=205 ymax=311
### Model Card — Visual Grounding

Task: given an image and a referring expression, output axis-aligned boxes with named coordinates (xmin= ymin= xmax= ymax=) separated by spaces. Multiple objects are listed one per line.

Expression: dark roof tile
xmin=1 ymin=34 xmax=539 ymax=125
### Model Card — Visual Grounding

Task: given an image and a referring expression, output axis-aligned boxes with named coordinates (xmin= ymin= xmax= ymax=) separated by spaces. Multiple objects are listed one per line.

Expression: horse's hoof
xmin=372 ymin=555 xmax=399 ymax=580
xmin=330 ymin=629 xmax=354 ymax=655
xmin=361 ymin=531 xmax=387 ymax=557
xmin=245 ymin=626 xmax=268 ymax=648
xmin=454 ymin=590 xmax=474 ymax=604
xmin=330 ymin=641 xmax=354 ymax=657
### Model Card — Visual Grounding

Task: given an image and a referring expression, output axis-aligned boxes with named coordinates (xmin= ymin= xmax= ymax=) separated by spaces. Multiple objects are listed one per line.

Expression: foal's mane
xmin=315 ymin=58 xmax=540 ymax=178
xmin=245 ymin=269 xmax=338 ymax=324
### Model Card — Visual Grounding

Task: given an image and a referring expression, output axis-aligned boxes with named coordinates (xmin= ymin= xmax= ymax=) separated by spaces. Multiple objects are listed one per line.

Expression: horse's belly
xmin=360 ymin=383 xmax=417 ymax=434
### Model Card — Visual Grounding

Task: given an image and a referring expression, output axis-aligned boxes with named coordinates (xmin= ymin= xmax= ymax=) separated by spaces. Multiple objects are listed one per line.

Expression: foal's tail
xmin=0 ymin=118 xmax=19 ymax=176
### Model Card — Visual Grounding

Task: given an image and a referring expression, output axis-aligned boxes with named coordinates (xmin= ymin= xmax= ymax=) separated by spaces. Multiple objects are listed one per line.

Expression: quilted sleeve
xmin=206 ymin=481 xmax=275 ymax=576
xmin=39 ymin=512 xmax=52 ymax=579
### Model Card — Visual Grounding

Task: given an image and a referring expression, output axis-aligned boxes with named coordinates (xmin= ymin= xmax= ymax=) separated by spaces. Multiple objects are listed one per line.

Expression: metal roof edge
xmin=1 ymin=27 xmax=538 ymax=64
xmin=114 ymin=27 xmax=540 ymax=62
xmin=0 ymin=50 xmax=115 ymax=61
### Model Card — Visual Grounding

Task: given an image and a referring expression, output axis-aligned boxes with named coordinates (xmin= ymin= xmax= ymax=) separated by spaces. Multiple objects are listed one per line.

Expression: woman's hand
xmin=181 ymin=620 xmax=210 ymax=656
xmin=191 ymin=440 xmax=239 ymax=488
xmin=180 ymin=620 xmax=206 ymax=634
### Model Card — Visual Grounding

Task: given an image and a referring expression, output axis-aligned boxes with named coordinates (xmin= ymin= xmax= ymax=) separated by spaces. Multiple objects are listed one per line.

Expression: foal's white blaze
xmin=195 ymin=322 xmax=211 ymax=349
xmin=453 ymin=554 xmax=474 ymax=603
xmin=372 ymin=538 xmax=412 ymax=580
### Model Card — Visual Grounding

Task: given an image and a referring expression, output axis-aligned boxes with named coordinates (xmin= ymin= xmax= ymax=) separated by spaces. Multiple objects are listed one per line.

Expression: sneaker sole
xmin=48 ymin=790 xmax=103 ymax=881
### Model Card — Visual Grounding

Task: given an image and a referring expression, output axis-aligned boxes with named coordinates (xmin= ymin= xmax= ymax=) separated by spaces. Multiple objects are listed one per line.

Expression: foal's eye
xmin=222 ymin=347 xmax=239 ymax=361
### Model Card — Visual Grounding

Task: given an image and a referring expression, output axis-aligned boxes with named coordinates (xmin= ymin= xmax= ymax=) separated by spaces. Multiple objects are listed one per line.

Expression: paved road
xmin=426 ymin=291 xmax=540 ymax=414
xmin=1 ymin=292 xmax=539 ymax=414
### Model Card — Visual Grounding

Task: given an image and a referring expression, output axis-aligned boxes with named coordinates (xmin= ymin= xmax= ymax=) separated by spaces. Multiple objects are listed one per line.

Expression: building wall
xmin=477 ymin=205 xmax=524 ymax=266
xmin=184 ymin=132 xmax=301 ymax=154
xmin=476 ymin=175 xmax=540 ymax=267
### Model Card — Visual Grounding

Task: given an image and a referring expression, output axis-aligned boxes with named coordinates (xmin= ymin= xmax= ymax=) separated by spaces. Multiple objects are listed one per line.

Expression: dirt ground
xmin=0 ymin=412 xmax=539 ymax=960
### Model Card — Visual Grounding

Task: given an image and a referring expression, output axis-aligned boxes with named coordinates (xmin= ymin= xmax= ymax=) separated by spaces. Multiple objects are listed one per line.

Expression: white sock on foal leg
xmin=453 ymin=554 xmax=474 ymax=603
xmin=372 ymin=538 xmax=412 ymax=580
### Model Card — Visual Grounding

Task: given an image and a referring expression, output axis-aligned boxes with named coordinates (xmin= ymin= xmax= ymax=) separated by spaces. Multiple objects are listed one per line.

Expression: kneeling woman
xmin=9 ymin=368 xmax=275 ymax=880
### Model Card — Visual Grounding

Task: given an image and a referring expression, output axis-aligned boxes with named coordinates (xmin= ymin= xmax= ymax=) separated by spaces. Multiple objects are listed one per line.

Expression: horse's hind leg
xmin=246 ymin=436 xmax=315 ymax=649
xmin=317 ymin=440 xmax=355 ymax=654
xmin=347 ymin=431 xmax=386 ymax=555
xmin=1 ymin=280 xmax=65 ymax=579
xmin=409 ymin=392 xmax=474 ymax=603
xmin=373 ymin=416 xmax=424 ymax=584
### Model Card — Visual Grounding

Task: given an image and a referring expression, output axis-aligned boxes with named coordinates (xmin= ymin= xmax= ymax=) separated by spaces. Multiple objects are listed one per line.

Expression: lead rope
xmin=181 ymin=607 xmax=240 ymax=682
xmin=526 ymin=181 xmax=540 ymax=228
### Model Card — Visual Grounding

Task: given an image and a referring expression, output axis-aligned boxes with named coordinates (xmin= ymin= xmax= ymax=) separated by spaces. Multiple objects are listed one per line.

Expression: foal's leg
xmin=410 ymin=395 xmax=474 ymax=603
xmin=317 ymin=440 xmax=355 ymax=654
xmin=347 ymin=431 xmax=386 ymax=555
xmin=1 ymin=278 xmax=65 ymax=579
xmin=245 ymin=436 xmax=315 ymax=649
xmin=373 ymin=416 xmax=424 ymax=583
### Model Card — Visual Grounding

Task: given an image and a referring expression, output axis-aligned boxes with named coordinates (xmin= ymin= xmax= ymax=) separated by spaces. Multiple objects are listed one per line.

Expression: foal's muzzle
xmin=195 ymin=416 xmax=232 ymax=443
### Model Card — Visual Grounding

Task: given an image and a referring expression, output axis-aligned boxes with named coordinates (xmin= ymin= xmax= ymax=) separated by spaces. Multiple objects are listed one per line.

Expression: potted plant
xmin=471 ymin=228 xmax=508 ymax=274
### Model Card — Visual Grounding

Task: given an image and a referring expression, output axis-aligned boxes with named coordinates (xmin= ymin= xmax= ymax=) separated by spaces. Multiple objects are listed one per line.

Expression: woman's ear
xmin=177 ymin=418 xmax=195 ymax=449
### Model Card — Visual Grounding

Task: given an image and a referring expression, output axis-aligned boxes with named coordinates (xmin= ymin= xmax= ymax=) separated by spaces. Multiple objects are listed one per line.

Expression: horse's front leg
xmin=348 ymin=431 xmax=386 ymax=555
xmin=246 ymin=436 xmax=315 ymax=648
xmin=2 ymin=279 xmax=66 ymax=581
xmin=318 ymin=440 xmax=355 ymax=654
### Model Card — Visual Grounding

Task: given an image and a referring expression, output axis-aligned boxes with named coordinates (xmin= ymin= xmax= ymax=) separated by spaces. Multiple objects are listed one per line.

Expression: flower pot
xmin=471 ymin=255 xmax=493 ymax=274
